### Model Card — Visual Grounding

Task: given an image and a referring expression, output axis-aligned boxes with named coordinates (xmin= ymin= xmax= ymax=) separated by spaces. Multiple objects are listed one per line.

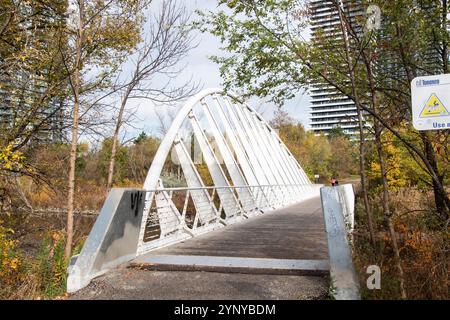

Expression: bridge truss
xmin=137 ymin=88 xmax=319 ymax=254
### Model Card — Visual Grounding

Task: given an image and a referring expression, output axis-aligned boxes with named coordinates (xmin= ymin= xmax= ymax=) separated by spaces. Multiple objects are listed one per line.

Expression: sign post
xmin=411 ymin=74 xmax=450 ymax=131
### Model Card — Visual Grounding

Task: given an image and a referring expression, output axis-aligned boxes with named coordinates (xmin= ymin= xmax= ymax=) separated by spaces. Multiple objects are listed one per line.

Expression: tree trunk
xmin=364 ymin=52 xmax=391 ymax=217
xmin=335 ymin=0 xmax=376 ymax=246
xmin=65 ymin=0 xmax=84 ymax=260
xmin=374 ymin=125 xmax=389 ymax=214
xmin=373 ymin=101 xmax=408 ymax=299
xmin=106 ymin=135 xmax=118 ymax=193
xmin=355 ymin=110 xmax=375 ymax=245
xmin=442 ymin=0 xmax=448 ymax=74
xmin=375 ymin=121 xmax=407 ymax=299
xmin=106 ymin=90 xmax=130 ymax=193
xmin=420 ymin=132 xmax=449 ymax=220
xmin=388 ymin=218 xmax=407 ymax=299
xmin=364 ymin=31 xmax=408 ymax=297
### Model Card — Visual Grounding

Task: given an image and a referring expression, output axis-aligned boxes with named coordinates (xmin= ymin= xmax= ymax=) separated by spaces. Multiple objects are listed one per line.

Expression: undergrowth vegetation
xmin=353 ymin=188 xmax=449 ymax=300
xmin=0 ymin=224 xmax=83 ymax=300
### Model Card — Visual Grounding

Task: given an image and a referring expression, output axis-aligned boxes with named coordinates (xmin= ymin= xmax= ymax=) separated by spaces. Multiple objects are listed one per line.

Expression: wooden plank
xmin=140 ymin=197 xmax=328 ymax=260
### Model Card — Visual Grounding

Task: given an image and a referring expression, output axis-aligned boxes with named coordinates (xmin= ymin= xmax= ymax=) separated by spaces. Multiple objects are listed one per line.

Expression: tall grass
xmin=0 ymin=223 xmax=83 ymax=300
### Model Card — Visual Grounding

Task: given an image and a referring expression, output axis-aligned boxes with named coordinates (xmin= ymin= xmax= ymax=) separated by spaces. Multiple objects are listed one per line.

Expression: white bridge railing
xmin=137 ymin=184 xmax=320 ymax=254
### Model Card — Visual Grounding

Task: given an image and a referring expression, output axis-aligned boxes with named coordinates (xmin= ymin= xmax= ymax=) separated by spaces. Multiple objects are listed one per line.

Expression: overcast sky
xmin=122 ymin=0 xmax=312 ymax=140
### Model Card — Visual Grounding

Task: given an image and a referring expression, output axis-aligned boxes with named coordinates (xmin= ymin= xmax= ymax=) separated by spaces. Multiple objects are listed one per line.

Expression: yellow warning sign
xmin=419 ymin=93 xmax=450 ymax=118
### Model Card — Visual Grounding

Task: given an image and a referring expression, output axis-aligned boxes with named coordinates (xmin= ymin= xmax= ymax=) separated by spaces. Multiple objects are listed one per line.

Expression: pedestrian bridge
xmin=67 ymin=88 xmax=326 ymax=296
xmin=71 ymin=198 xmax=329 ymax=299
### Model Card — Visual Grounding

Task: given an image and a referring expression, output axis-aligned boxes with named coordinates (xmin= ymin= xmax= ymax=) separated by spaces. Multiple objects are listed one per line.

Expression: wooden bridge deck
xmin=140 ymin=196 xmax=328 ymax=260
xmin=70 ymin=197 xmax=330 ymax=300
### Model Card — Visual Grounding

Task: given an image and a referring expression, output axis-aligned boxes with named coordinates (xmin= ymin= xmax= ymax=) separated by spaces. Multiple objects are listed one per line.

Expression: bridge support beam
xmin=67 ymin=188 xmax=146 ymax=293
xmin=320 ymin=184 xmax=360 ymax=300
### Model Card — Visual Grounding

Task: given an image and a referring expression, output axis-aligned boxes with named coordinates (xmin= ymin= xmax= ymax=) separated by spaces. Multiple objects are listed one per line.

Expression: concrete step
xmin=131 ymin=254 xmax=329 ymax=276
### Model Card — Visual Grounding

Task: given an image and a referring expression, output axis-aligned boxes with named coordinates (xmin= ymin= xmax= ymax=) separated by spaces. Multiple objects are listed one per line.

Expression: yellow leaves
xmin=0 ymin=222 xmax=22 ymax=280
xmin=1 ymin=222 xmax=70 ymax=298
xmin=368 ymin=162 xmax=381 ymax=179
xmin=367 ymin=132 xmax=408 ymax=190
xmin=9 ymin=258 xmax=19 ymax=270
xmin=49 ymin=231 xmax=65 ymax=258
xmin=52 ymin=231 xmax=62 ymax=243
xmin=0 ymin=143 xmax=26 ymax=173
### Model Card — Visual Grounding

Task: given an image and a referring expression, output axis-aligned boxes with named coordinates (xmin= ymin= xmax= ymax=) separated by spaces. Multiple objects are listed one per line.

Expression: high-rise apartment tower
xmin=308 ymin=0 xmax=364 ymax=135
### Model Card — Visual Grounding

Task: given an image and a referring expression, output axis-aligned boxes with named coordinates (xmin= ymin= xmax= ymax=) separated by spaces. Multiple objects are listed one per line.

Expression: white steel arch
xmin=137 ymin=88 xmax=319 ymax=254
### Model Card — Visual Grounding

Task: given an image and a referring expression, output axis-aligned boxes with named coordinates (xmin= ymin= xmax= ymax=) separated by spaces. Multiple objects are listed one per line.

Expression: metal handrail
xmin=137 ymin=183 xmax=321 ymax=254
xmin=144 ymin=183 xmax=314 ymax=192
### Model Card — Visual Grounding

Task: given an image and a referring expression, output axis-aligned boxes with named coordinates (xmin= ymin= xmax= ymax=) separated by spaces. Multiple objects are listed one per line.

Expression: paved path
xmin=70 ymin=197 xmax=330 ymax=300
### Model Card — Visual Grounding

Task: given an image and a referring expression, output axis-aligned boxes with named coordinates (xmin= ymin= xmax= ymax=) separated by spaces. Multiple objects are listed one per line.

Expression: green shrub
xmin=32 ymin=232 xmax=68 ymax=298
xmin=0 ymin=224 xmax=77 ymax=300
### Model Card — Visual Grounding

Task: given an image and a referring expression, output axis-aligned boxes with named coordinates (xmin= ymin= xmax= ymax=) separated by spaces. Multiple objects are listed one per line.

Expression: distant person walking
xmin=331 ymin=178 xmax=339 ymax=186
